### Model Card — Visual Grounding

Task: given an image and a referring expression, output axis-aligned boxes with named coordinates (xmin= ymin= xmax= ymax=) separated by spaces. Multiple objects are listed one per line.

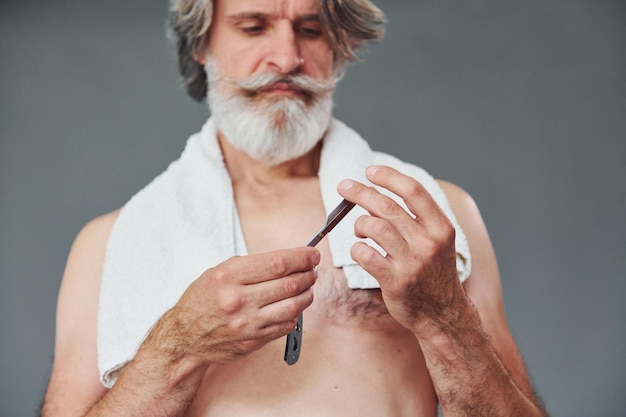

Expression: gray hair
xmin=167 ymin=0 xmax=386 ymax=101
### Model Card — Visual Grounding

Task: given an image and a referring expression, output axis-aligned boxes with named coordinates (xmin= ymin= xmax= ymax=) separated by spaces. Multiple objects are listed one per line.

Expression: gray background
xmin=1 ymin=0 xmax=625 ymax=416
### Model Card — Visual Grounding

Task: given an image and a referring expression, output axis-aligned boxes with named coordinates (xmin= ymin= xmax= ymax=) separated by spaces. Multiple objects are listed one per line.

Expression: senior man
xmin=42 ymin=0 xmax=547 ymax=416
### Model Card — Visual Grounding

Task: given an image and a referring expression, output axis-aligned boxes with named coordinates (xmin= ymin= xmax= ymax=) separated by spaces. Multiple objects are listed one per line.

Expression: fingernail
xmin=337 ymin=179 xmax=354 ymax=191
xmin=311 ymin=249 xmax=321 ymax=265
xmin=366 ymin=165 xmax=379 ymax=176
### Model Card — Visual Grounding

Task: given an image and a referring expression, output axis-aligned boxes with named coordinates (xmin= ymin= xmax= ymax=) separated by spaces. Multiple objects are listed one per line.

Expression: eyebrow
xmin=227 ymin=12 xmax=267 ymax=24
xmin=226 ymin=12 xmax=320 ymax=25
xmin=296 ymin=14 xmax=321 ymax=23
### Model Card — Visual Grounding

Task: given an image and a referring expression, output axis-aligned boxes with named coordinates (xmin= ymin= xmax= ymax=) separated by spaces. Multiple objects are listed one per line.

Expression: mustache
xmin=233 ymin=71 xmax=339 ymax=98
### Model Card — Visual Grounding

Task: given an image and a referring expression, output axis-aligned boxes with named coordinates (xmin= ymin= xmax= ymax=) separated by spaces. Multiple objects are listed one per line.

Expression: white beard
xmin=205 ymin=59 xmax=339 ymax=166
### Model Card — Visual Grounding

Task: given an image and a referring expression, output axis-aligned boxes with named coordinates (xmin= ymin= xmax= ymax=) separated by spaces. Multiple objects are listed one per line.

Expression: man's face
xmin=203 ymin=0 xmax=339 ymax=166
xmin=208 ymin=0 xmax=335 ymax=88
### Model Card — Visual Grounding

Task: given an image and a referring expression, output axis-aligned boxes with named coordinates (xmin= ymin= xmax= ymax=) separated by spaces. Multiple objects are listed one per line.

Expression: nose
xmin=267 ymin=24 xmax=303 ymax=74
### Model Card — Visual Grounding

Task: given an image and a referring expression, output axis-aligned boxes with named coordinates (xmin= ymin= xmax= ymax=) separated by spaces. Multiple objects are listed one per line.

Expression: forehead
xmin=214 ymin=0 xmax=319 ymax=19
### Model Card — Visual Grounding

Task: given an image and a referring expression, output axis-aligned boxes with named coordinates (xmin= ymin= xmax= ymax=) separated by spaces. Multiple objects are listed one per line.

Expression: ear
xmin=193 ymin=41 xmax=210 ymax=65
xmin=194 ymin=52 xmax=207 ymax=65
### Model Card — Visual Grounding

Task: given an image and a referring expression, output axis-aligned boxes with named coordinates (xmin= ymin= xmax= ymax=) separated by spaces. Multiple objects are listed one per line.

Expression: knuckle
xmin=220 ymin=291 xmax=244 ymax=314
xmin=212 ymin=267 xmax=232 ymax=284
xmin=353 ymin=183 xmax=373 ymax=202
xmin=352 ymin=182 xmax=366 ymax=197
xmin=443 ymin=223 xmax=456 ymax=243
xmin=284 ymin=300 xmax=301 ymax=319
xmin=374 ymin=219 xmax=393 ymax=237
xmin=408 ymin=182 xmax=426 ymax=199
xmin=229 ymin=317 xmax=248 ymax=334
xmin=304 ymin=288 xmax=315 ymax=306
xmin=238 ymin=339 xmax=261 ymax=353
xmin=282 ymin=276 xmax=299 ymax=296
xmin=354 ymin=215 xmax=368 ymax=233
xmin=269 ymin=254 xmax=289 ymax=276
xmin=354 ymin=244 xmax=378 ymax=266
xmin=379 ymin=197 xmax=397 ymax=216
xmin=278 ymin=321 xmax=298 ymax=337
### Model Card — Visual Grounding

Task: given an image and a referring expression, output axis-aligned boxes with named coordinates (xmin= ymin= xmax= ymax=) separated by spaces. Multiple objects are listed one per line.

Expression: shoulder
xmin=57 ymin=208 xmax=122 ymax=342
xmin=78 ymin=209 xmax=121 ymax=248
xmin=436 ymin=180 xmax=479 ymax=217
xmin=57 ymin=208 xmax=122 ymax=312
xmin=75 ymin=209 xmax=121 ymax=250
xmin=65 ymin=209 xmax=121 ymax=277
xmin=435 ymin=180 xmax=490 ymax=257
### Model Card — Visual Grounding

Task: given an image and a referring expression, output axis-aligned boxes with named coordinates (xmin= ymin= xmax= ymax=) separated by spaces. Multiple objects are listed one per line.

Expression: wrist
xmin=411 ymin=297 xmax=495 ymax=379
xmin=104 ymin=330 xmax=208 ymax=417
xmin=411 ymin=290 xmax=477 ymax=343
xmin=129 ymin=308 xmax=210 ymax=393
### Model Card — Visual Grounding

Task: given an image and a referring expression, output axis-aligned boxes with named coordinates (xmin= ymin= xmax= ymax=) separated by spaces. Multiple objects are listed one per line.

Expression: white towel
xmin=98 ymin=118 xmax=471 ymax=387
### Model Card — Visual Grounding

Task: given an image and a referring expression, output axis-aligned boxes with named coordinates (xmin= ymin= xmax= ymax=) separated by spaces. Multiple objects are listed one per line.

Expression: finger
xmin=256 ymin=286 xmax=315 ymax=327
xmin=364 ymin=165 xmax=450 ymax=230
xmin=253 ymin=268 xmax=318 ymax=308
xmin=349 ymin=241 xmax=392 ymax=284
xmin=337 ymin=178 xmax=414 ymax=228
xmin=257 ymin=320 xmax=303 ymax=342
xmin=221 ymin=247 xmax=320 ymax=285
xmin=353 ymin=215 xmax=410 ymax=260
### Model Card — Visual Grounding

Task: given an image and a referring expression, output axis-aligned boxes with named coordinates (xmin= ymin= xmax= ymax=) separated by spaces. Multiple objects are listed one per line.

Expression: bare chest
xmin=189 ymin=184 xmax=436 ymax=417
xmin=234 ymin=179 xmax=326 ymax=251
xmin=235 ymin=183 xmax=393 ymax=323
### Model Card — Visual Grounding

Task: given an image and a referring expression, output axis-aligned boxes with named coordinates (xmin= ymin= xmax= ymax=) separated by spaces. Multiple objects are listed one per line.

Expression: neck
xmin=217 ymin=130 xmax=323 ymax=186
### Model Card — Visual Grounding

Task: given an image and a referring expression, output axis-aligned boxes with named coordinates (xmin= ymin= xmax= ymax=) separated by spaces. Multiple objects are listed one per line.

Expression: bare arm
xmin=42 ymin=211 xmax=320 ymax=417
xmin=439 ymin=180 xmax=542 ymax=409
xmin=337 ymin=165 xmax=547 ymax=417
xmin=42 ymin=212 xmax=117 ymax=416
xmin=424 ymin=180 xmax=546 ymax=416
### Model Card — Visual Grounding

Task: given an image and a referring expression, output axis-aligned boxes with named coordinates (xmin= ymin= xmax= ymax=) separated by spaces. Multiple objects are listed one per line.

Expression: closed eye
xmin=228 ymin=13 xmax=269 ymax=36
xmin=296 ymin=16 xmax=322 ymax=39
xmin=242 ymin=25 xmax=266 ymax=35
xmin=298 ymin=26 xmax=322 ymax=38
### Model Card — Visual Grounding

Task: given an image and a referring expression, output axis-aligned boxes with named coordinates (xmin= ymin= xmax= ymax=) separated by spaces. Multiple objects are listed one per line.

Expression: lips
xmin=261 ymin=81 xmax=303 ymax=96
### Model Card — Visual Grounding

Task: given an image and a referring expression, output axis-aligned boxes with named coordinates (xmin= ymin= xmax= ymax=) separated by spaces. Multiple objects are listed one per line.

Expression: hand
xmin=158 ymin=247 xmax=320 ymax=365
xmin=337 ymin=165 xmax=464 ymax=332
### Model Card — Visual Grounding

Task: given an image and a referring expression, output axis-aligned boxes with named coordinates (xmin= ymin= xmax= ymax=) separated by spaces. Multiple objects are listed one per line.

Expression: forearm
xmin=415 ymin=301 xmax=545 ymax=417
xmin=84 ymin=310 xmax=209 ymax=417
xmin=84 ymin=362 xmax=205 ymax=417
